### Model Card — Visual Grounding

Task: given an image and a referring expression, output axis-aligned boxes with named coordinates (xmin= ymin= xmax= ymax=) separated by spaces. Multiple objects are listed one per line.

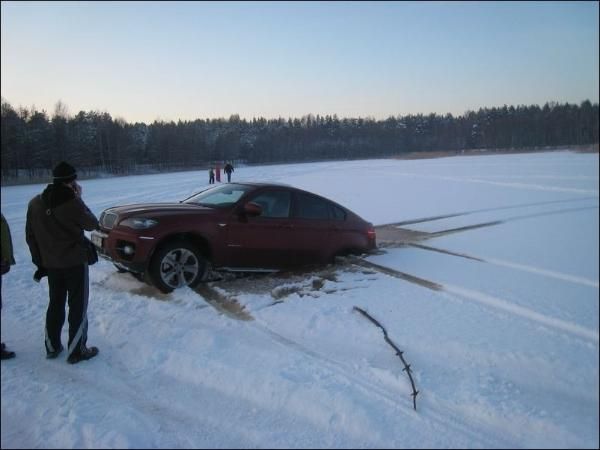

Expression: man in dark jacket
xmin=26 ymin=162 xmax=100 ymax=364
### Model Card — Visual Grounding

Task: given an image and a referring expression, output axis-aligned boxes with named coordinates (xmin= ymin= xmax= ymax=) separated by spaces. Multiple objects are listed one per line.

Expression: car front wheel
xmin=149 ymin=241 xmax=206 ymax=293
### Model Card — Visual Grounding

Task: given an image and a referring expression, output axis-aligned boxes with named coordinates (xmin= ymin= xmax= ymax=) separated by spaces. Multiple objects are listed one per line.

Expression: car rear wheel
xmin=149 ymin=241 xmax=206 ymax=293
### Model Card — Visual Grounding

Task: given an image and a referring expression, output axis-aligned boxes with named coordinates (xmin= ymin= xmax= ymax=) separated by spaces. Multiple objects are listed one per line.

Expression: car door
xmin=288 ymin=191 xmax=335 ymax=265
xmin=224 ymin=189 xmax=295 ymax=269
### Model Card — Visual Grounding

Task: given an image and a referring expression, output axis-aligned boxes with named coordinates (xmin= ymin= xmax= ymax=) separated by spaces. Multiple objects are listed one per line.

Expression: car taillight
xmin=367 ymin=226 xmax=376 ymax=239
xmin=366 ymin=226 xmax=376 ymax=249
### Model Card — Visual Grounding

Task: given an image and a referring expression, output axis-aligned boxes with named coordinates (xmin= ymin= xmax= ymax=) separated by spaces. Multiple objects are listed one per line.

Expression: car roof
xmin=233 ymin=181 xmax=292 ymax=188
xmin=233 ymin=182 xmax=351 ymax=211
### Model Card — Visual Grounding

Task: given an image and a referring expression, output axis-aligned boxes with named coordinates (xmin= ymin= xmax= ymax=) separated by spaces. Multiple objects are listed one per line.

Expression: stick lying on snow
xmin=353 ymin=306 xmax=419 ymax=411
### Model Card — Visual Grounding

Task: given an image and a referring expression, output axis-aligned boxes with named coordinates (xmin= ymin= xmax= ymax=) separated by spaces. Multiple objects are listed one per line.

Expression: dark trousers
xmin=1 ymin=274 xmax=3 ymax=336
xmin=226 ymin=172 xmax=232 ymax=182
xmin=45 ymin=264 xmax=89 ymax=357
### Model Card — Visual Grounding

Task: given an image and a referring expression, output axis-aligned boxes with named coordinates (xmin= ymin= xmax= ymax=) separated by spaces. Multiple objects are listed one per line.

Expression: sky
xmin=1 ymin=151 xmax=598 ymax=448
xmin=1 ymin=1 xmax=599 ymax=123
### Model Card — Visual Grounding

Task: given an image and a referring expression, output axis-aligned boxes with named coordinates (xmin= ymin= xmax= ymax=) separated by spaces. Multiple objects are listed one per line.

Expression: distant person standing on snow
xmin=208 ymin=167 xmax=215 ymax=184
xmin=224 ymin=162 xmax=234 ymax=182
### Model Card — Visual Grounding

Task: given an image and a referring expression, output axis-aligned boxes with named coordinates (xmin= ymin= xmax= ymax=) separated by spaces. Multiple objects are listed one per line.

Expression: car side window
xmin=294 ymin=193 xmax=332 ymax=220
xmin=250 ymin=190 xmax=291 ymax=218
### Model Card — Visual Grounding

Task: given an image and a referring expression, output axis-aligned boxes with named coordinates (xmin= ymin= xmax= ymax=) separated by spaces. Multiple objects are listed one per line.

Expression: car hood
xmin=103 ymin=202 xmax=215 ymax=219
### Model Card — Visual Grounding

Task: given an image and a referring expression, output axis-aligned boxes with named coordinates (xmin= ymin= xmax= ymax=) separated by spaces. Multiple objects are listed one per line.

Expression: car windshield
xmin=183 ymin=184 xmax=253 ymax=208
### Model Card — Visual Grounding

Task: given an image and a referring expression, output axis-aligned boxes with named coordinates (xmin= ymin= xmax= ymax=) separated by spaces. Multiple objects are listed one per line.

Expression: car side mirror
xmin=243 ymin=202 xmax=262 ymax=217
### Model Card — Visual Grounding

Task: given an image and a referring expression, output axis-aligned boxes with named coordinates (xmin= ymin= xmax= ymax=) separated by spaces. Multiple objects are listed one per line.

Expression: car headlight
xmin=119 ymin=217 xmax=158 ymax=229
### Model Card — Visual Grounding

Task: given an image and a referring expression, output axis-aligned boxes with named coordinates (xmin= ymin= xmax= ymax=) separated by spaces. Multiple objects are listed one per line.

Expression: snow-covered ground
xmin=1 ymin=151 xmax=598 ymax=449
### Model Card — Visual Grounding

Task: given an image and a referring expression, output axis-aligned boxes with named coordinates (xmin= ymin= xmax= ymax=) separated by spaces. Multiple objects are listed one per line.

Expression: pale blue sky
xmin=1 ymin=1 xmax=598 ymax=123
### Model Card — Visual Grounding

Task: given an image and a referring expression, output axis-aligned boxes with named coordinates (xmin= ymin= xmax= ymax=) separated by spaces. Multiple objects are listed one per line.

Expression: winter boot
xmin=67 ymin=346 xmax=99 ymax=364
xmin=46 ymin=344 xmax=64 ymax=359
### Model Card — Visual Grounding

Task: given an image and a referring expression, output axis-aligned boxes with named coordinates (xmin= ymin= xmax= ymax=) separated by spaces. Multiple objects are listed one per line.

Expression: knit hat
xmin=52 ymin=161 xmax=77 ymax=184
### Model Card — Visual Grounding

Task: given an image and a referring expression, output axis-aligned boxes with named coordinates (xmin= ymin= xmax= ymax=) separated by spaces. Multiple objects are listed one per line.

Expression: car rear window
xmin=331 ymin=204 xmax=346 ymax=221
xmin=294 ymin=193 xmax=334 ymax=220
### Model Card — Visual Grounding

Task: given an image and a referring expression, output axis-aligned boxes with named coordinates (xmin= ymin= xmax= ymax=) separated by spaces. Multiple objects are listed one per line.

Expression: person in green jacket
xmin=1 ymin=212 xmax=16 ymax=360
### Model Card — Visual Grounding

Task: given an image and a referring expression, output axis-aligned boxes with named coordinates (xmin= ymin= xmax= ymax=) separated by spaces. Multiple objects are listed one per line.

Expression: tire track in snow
xmin=381 ymin=196 xmax=598 ymax=227
xmin=382 ymin=205 xmax=599 ymax=241
xmin=409 ymin=243 xmax=599 ymax=289
xmin=441 ymin=283 xmax=599 ymax=343
xmin=352 ymin=259 xmax=599 ymax=344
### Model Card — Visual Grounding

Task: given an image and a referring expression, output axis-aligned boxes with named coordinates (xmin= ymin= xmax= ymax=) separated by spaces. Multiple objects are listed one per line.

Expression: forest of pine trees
xmin=1 ymin=98 xmax=598 ymax=183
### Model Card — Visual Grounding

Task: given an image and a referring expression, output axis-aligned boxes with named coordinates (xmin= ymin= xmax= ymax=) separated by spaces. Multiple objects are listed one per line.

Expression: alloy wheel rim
xmin=160 ymin=248 xmax=199 ymax=289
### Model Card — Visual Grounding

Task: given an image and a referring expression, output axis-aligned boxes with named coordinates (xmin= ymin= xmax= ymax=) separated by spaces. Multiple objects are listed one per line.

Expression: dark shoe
xmin=1 ymin=343 xmax=16 ymax=360
xmin=67 ymin=346 xmax=99 ymax=364
xmin=46 ymin=344 xmax=64 ymax=359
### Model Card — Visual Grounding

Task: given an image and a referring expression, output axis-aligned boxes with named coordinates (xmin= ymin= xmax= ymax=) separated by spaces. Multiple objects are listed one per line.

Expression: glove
xmin=33 ymin=266 xmax=48 ymax=283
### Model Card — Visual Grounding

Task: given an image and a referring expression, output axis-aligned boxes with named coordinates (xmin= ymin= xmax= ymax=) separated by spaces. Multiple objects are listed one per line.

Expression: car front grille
xmin=100 ymin=212 xmax=118 ymax=229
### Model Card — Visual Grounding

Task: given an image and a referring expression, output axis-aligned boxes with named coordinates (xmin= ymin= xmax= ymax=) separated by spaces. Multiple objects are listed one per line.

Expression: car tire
xmin=149 ymin=241 xmax=207 ymax=293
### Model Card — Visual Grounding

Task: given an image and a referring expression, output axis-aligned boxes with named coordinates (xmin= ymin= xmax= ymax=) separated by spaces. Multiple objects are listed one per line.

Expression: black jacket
xmin=26 ymin=184 xmax=99 ymax=269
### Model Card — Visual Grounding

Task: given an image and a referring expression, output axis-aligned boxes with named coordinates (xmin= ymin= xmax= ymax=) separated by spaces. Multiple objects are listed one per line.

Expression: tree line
xmin=1 ymin=98 xmax=598 ymax=183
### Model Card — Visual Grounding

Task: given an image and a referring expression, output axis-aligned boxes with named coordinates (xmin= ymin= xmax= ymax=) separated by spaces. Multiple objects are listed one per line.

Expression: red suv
xmin=91 ymin=182 xmax=376 ymax=293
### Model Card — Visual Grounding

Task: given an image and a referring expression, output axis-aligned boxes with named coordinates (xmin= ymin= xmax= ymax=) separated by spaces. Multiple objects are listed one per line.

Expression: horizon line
xmin=1 ymin=97 xmax=598 ymax=124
